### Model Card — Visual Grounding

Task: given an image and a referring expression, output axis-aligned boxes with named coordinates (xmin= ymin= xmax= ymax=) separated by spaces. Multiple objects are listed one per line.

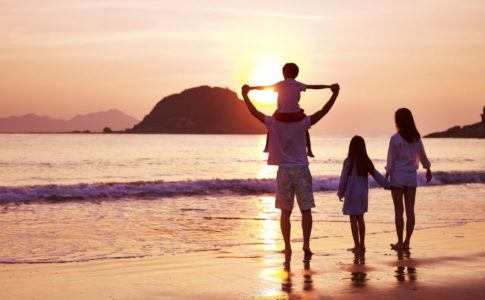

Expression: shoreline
xmin=1 ymin=221 xmax=484 ymax=299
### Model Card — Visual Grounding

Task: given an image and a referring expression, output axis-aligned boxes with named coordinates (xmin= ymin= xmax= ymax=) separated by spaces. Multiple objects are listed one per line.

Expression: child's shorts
xmin=276 ymin=165 xmax=315 ymax=211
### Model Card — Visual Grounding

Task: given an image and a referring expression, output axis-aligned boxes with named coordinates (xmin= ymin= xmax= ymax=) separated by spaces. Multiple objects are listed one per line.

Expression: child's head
xmin=282 ymin=63 xmax=299 ymax=79
xmin=395 ymin=108 xmax=421 ymax=143
xmin=347 ymin=135 xmax=375 ymax=177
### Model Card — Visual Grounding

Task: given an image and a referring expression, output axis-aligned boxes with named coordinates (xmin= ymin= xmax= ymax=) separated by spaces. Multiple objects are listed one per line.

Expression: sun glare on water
xmin=249 ymin=61 xmax=281 ymax=105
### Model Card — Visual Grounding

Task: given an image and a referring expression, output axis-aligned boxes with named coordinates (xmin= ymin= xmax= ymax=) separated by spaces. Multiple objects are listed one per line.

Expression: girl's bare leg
xmin=357 ymin=214 xmax=366 ymax=252
xmin=350 ymin=215 xmax=359 ymax=251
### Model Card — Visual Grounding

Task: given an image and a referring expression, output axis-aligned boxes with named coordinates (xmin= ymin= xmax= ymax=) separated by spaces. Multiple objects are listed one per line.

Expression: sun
xmin=248 ymin=61 xmax=281 ymax=105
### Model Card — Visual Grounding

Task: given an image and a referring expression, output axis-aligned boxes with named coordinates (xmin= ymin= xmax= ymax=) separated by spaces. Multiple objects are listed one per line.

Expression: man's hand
xmin=338 ymin=196 xmax=343 ymax=202
xmin=242 ymin=84 xmax=250 ymax=96
xmin=309 ymin=83 xmax=340 ymax=125
xmin=241 ymin=84 xmax=265 ymax=124
xmin=330 ymin=83 xmax=340 ymax=94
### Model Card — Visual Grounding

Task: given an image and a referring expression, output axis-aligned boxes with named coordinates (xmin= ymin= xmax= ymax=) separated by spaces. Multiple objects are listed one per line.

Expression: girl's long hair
xmin=395 ymin=108 xmax=421 ymax=143
xmin=347 ymin=135 xmax=375 ymax=177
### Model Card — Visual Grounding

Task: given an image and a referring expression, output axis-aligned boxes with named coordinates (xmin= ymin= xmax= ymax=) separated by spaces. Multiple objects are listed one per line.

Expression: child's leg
xmin=349 ymin=215 xmax=359 ymax=250
xmin=306 ymin=131 xmax=314 ymax=157
xmin=357 ymin=214 xmax=366 ymax=251
xmin=263 ymin=132 xmax=270 ymax=153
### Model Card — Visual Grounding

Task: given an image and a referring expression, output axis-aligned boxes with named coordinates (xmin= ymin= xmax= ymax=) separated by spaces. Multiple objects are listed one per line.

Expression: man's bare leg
xmin=301 ymin=209 xmax=313 ymax=257
xmin=280 ymin=209 xmax=292 ymax=261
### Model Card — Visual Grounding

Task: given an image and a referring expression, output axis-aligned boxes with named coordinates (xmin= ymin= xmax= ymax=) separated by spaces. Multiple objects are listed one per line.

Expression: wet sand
xmin=1 ymin=222 xmax=485 ymax=299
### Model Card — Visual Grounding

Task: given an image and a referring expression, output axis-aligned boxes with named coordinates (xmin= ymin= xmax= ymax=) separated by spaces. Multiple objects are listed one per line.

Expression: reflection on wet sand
xmin=349 ymin=252 xmax=368 ymax=288
xmin=395 ymin=266 xmax=417 ymax=282
xmin=281 ymin=270 xmax=293 ymax=293
xmin=394 ymin=249 xmax=418 ymax=284
xmin=350 ymin=271 xmax=368 ymax=288
xmin=353 ymin=251 xmax=366 ymax=265
xmin=396 ymin=248 xmax=411 ymax=260
xmin=303 ymin=257 xmax=314 ymax=292
xmin=281 ymin=257 xmax=314 ymax=296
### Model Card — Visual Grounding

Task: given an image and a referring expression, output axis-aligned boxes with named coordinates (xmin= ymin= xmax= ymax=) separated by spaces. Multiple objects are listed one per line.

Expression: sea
xmin=0 ymin=134 xmax=484 ymax=263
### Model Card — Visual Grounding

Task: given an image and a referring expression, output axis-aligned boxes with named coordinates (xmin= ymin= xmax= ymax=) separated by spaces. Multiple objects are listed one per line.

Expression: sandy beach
xmin=2 ymin=220 xmax=484 ymax=299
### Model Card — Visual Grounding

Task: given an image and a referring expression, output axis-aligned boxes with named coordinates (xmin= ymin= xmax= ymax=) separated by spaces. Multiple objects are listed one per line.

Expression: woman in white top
xmin=385 ymin=108 xmax=432 ymax=251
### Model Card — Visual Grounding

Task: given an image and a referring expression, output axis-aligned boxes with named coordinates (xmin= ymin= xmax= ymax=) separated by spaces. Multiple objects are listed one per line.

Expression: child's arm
xmin=248 ymin=85 xmax=274 ymax=91
xmin=337 ymin=159 xmax=350 ymax=201
xmin=310 ymin=84 xmax=340 ymax=126
xmin=371 ymin=169 xmax=391 ymax=190
xmin=306 ymin=84 xmax=332 ymax=89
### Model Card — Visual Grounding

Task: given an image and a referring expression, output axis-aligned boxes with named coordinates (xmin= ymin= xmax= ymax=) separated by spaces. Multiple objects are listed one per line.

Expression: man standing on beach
xmin=241 ymin=83 xmax=340 ymax=265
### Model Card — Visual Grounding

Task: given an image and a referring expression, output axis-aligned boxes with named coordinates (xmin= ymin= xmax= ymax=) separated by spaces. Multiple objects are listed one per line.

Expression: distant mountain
xmin=0 ymin=109 xmax=138 ymax=133
xmin=128 ymin=86 xmax=265 ymax=134
xmin=67 ymin=109 xmax=139 ymax=132
xmin=425 ymin=106 xmax=485 ymax=138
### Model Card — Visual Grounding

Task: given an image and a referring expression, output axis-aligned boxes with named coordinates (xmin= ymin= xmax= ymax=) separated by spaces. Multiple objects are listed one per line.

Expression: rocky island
xmin=127 ymin=86 xmax=265 ymax=134
xmin=425 ymin=106 xmax=485 ymax=138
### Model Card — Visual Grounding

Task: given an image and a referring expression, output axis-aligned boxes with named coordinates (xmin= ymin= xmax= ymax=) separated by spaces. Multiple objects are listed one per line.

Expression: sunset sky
xmin=1 ymin=0 xmax=484 ymax=134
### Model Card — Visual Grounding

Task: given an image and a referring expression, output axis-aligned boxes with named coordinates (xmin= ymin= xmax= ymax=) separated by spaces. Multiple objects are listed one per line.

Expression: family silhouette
xmin=242 ymin=62 xmax=433 ymax=268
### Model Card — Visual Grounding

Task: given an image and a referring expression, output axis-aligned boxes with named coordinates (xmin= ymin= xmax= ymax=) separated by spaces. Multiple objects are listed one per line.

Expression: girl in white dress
xmin=385 ymin=108 xmax=432 ymax=251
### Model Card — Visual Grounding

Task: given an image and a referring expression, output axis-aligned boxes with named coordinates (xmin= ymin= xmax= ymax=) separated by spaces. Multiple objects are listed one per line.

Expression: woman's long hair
xmin=347 ymin=135 xmax=375 ymax=177
xmin=395 ymin=108 xmax=421 ymax=143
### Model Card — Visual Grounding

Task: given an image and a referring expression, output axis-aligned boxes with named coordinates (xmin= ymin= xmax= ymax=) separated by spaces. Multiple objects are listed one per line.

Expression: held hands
xmin=384 ymin=169 xmax=432 ymax=185
xmin=384 ymin=172 xmax=391 ymax=190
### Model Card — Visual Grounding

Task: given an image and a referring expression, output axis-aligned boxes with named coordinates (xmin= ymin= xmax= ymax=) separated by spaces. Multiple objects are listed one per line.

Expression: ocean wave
xmin=0 ymin=171 xmax=484 ymax=203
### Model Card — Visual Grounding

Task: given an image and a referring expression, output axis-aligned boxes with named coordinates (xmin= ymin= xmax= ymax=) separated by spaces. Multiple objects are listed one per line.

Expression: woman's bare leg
xmin=403 ymin=188 xmax=416 ymax=248
xmin=391 ymin=188 xmax=405 ymax=248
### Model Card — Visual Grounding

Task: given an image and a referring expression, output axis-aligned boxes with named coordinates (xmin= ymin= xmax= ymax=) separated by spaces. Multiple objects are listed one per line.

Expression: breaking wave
xmin=0 ymin=171 xmax=484 ymax=203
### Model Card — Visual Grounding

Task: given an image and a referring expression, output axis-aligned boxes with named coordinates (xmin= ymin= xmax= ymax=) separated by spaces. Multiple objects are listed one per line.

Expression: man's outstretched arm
xmin=310 ymin=84 xmax=340 ymax=126
xmin=241 ymin=85 xmax=265 ymax=124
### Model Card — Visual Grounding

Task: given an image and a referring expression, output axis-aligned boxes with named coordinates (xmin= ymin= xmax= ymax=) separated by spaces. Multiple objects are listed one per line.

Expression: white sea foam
xmin=0 ymin=171 xmax=483 ymax=203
